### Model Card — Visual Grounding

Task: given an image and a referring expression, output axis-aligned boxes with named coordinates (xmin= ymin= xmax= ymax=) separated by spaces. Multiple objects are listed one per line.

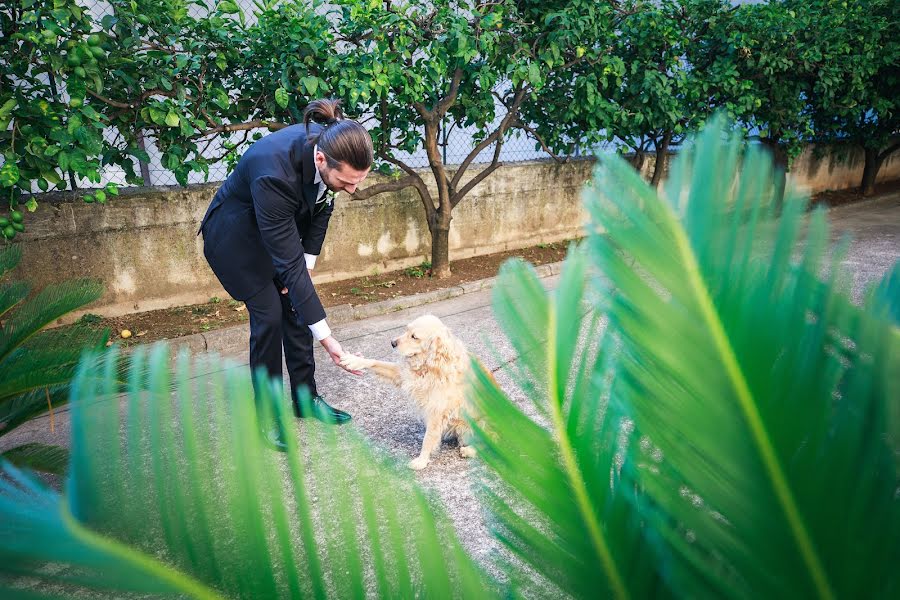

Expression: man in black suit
xmin=199 ymin=99 xmax=372 ymax=448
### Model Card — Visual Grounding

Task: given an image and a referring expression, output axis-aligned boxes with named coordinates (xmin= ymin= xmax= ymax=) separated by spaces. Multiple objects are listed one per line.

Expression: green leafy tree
xmin=0 ymin=0 xmax=120 ymax=234
xmin=1 ymin=0 xmax=268 ymax=231
xmin=241 ymin=0 xmax=617 ymax=278
xmin=2 ymin=118 xmax=898 ymax=598
xmin=529 ymin=0 xmax=730 ymax=188
xmin=0 ymin=245 xmax=108 ymax=474
xmin=801 ymin=0 xmax=899 ymax=196
xmin=693 ymin=0 xmax=816 ymax=182
xmin=315 ymin=0 xmax=619 ymax=278
xmin=62 ymin=0 xmax=253 ymax=186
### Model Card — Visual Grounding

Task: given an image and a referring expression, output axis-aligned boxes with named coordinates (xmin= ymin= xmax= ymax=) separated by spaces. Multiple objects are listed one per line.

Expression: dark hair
xmin=303 ymin=99 xmax=373 ymax=171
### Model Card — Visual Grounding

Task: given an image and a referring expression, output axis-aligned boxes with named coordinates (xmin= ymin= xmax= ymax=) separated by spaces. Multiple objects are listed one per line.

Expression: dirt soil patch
xmin=808 ymin=179 xmax=900 ymax=208
xmin=74 ymin=240 xmax=574 ymax=348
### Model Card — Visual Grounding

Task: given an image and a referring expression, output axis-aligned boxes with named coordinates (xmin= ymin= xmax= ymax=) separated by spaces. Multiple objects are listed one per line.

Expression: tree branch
xmin=452 ymin=138 xmax=503 ymax=208
xmin=513 ymin=119 xmax=566 ymax=162
xmin=380 ymin=152 xmax=421 ymax=182
xmin=352 ymin=176 xmax=417 ymax=200
xmin=450 ymin=86 xmax=527 ymax=191
xmin=352 ymin=174 xmax=435 ymax=224
xmin=200 ymin=120 xmax=286 ymax=136
xmin=357 ymin=154 xmax=435 ymax=220
xmin=412 ymin=101 xmax=430 ymax=120
xmin=86 ymin=89 xmax=131 ymax=109
xmin=878 ymin=141 xmax=900 ymax=162
xmin=435 ymin=68 xmax=463 ymax=116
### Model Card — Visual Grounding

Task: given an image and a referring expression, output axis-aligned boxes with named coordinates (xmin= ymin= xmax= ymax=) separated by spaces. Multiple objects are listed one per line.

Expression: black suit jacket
xmin=200 ymin=124 xmax=333 ymax=326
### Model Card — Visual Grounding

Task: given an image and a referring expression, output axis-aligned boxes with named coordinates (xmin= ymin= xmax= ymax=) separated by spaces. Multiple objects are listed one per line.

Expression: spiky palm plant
xmin=470 ymin=116 xmax=900 ymax=598
xmin=0 ymin=245 xmax=107 ymax=474
xmin=1 ymin=345 xmax=491 ymax=598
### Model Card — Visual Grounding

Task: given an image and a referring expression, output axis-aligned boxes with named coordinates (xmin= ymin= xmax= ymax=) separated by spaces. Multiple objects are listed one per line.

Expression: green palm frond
xmin=0 ymin=278 xmax=104 ymax=364
xmin=468 ymin=248 xmax=670 ymax=599
xmin=0 ymin=246 xmax=28 ymax=322
xmin=0 ymin=268 xmax=111 ymax=472
xmin=582 ymin=116 xmax=900 ymax=598
xmin=0 ymin=281 xmax=29 ymax=321
xmin=0 ymin=385 xmax=70 ymax=444
xmin=1 ymin=345 xmax=492 ymax=598
xmin=0 ymin=244 xmax=21 ymax=277
xmin=0 ymin=325 xmax=110 ymax=402
xmin=0 ymin=443 xmax=69 ymax=476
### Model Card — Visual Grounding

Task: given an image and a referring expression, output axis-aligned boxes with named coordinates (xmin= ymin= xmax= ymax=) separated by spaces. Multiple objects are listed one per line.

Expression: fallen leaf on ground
xmin=234 ymin=304 xmax=246 ymax=312
xmin=136 ymin=330 xmax=147 ymax=337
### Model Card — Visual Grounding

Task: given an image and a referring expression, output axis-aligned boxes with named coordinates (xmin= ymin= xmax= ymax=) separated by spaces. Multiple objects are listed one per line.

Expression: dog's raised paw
xmin=340 ymin=354 xmax=370 ymax=371
xmin=408 ymin=457 xmax=429 ymax=470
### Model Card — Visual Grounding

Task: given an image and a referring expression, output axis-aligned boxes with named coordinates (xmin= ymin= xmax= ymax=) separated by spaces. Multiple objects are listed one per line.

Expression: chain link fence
xmin=80 ymin=0 xmax=569 ymax=189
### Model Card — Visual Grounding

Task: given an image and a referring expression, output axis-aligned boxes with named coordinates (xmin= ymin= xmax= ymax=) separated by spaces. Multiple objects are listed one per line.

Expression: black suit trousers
xmin=244 ymin=280 xmax=317 ymax=404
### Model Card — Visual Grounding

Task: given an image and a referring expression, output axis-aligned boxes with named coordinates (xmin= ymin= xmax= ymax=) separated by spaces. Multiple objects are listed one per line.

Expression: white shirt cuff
xmin=308 ymin=319 xmax=331 ymax=341
xmin=304 ymin=253 xmax=318 ymax=269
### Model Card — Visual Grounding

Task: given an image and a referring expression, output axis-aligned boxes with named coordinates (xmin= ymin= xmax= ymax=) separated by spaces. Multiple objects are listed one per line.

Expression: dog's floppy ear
xmin=423 ymin=328 xmax=455 ymax=371
xmin=424 ymin=326 xmax=469 ymax=375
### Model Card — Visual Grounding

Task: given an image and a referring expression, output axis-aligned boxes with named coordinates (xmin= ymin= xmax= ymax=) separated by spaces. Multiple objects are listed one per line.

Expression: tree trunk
xmin=761 ymin=137 xmax=788 ymax=207
xmin=651 ymin=131 xmax=673 ymax=188
xmin=430 ymin=218 xmax=452 ymax=279
xmin=422 ymin=118 xmax=455 ymax=279
xmin=629 ymin=149 xmax=646 ymax=174
xmin=860 ymin=147 xmax=880 ymax=197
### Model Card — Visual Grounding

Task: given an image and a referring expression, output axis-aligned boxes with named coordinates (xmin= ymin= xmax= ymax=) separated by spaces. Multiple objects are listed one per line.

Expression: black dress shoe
xmin=293 ymin=395 xmax=352 ymax=425
xmin=261 ymin=426 xmax=289 ymax=452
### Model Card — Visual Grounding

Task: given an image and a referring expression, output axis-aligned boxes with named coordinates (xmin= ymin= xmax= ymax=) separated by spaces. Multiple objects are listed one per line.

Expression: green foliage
xmin=3 ymin=0 xmax=898 ymax=251
xmin=802 ymin=0 xmax=898 ymax=142
xmin=475 ymin=116 xmax=900 ymax=596
xmin=692 ymin=0 xmax=821 ymax=164
xmin=403 ymin=260 xmax=432 ymax=279
xmin=0 ymin=0 xmax=243 ymax=228
xmin=1 ymin=345 xmax=490 ymax=597
xmin=0 ymin=0 xmax=121 ymax=227
xmin=0 ymin=245 xmax=108 ymax=474
xmin=800 ymin=0 xmax=899 ymax=192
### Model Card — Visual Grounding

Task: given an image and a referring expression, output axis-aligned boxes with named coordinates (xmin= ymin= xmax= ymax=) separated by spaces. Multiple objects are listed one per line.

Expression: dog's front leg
xmin=366 ymin=360 xmax=403 ymax=386
xmin=409 ymin=419 xmax=442 ymax=470
xmin=340 ymin=355 xmax=403 ymax=386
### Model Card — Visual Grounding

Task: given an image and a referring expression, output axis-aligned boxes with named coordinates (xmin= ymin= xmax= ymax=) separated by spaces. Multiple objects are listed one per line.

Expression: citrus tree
xmin=691 ymin=0 xmax=817 ymax=184
xmin=527 ymin=0 xmax=730 ymax=187
xmin=1 ymin=0 xmax=119 ymax=238
xmin=0 ymin=0 xmax=253 ymax=234
xmin=801 ymin=0 xmax=899 ymax=195
xmin=314 ymin=0 xmax=620 ymax=278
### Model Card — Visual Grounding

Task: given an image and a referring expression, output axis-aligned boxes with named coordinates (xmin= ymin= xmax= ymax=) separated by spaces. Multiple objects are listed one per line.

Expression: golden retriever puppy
xmin=340 ymin=314 xmax=483 ymax=470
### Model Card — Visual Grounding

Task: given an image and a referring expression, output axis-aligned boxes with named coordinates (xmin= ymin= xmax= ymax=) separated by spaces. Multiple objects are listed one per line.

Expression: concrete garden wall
xmin=11 ymin=143 xmax=899 ymax=319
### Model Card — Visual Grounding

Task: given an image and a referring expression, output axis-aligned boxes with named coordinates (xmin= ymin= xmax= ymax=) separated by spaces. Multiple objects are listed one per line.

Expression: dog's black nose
xmin=391 ymin=339 xmax=398 ymax=348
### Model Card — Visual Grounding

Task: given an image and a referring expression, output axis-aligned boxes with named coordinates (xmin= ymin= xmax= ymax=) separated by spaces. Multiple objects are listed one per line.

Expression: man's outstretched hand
xmin=320 ymin=335 xmax=363 ymax=375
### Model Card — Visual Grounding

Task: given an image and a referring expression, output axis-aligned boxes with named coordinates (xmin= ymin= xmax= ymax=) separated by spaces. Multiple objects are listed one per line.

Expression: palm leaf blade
xmin=475 ymin=250 xmax=670 ymax=598
xmin=3 ymin=344 xmax=491 ymax=598
xmin=585 ymin=115 xmax=900 ymax=598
